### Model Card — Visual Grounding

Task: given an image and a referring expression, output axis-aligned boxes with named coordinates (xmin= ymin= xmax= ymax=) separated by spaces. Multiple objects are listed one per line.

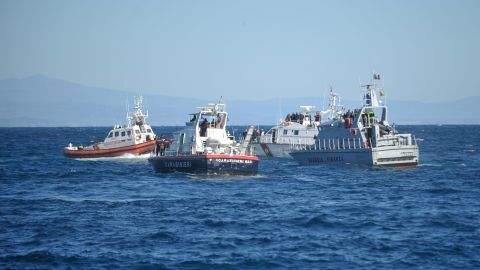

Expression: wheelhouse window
xmin=115 ymin=131 xmax=119 ymax=137
xmin=146 ymin=129 xmax=152 ymax=133
xmin=127 ymin=131 xmax=131 ymax=136
xmin=121 ymin=131 xmax=126 ymax=137
xmin=283 ymin=130 xmax=288 ymax=135
xmin=294 ymin=130 xmax=299 ymax=135
xmin=134 ymin=129 xmax=139 ymax=134
xmin=108 ymin=132 xmax=113 ymax=138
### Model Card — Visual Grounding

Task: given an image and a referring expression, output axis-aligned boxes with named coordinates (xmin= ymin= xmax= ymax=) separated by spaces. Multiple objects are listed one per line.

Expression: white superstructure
xmin=165 ymin=98 xmax=254 ymax=156
xmin=290 ymin=75 xmax=420 ymax=167
xmin=251 ymin=105 xmax=321 ymax=158
xmin=66 ymin=96 xmax=156 ymax=151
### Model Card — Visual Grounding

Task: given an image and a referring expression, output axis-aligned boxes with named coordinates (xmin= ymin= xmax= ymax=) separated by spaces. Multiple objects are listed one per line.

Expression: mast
xmin=128 ymin=96 xmax=148 ymax=126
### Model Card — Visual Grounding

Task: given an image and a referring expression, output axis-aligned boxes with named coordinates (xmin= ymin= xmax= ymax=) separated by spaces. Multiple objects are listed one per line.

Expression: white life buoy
xmin=136 ymin=135 xmax=141 ymax=141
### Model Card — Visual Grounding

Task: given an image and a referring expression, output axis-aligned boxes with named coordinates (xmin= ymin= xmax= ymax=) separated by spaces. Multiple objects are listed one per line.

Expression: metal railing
xmin=291 ymin=137 xmax=371 ymax=151
xmin=291 ymin=133 xmax=415 ymax=152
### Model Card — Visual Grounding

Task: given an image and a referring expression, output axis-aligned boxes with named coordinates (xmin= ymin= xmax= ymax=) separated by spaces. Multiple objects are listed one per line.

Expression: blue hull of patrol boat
xmin=148 ymin=154 xmax=259 ymax=175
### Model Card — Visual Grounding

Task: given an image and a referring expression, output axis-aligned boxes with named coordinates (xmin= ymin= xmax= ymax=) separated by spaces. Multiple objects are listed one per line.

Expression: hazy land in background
xmin=1 ymin=75 xmax=478 ymax=127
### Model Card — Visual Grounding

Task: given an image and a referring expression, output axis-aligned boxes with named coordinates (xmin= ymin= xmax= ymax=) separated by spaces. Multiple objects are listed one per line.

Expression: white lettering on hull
xmin=164 ymin=161 xmax=192 ymax=168
xmin=213 ymin=159 xmax=253 ymax=164
xmin=308 ymin=156 xmax=344 ymax=163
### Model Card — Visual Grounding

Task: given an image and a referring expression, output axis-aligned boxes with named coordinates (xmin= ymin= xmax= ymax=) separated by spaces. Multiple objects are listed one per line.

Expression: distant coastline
xmin=1 ymin=75 xmax=479 ymax=126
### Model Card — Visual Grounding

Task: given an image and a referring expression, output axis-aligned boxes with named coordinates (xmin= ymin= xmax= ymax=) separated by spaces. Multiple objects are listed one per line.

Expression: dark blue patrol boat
xmin=148 ymin=100 xmax=259 ymax=175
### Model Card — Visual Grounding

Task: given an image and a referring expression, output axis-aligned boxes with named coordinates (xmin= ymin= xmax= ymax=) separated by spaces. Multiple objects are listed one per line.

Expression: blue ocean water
xmin=0 ymin=125 xmax=479 ymax=269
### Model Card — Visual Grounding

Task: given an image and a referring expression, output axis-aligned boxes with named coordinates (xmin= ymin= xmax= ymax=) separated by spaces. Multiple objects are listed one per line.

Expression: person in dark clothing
xmin=155 ymin=140 xmax=162 ymax=156
xmin=361 ymin=113 xmax=367 ymax=126
xmin=156 ymin=140 xmax=166 ymax=156
xmin=346 ymin=110 xmax=351 ymax=119
xmin=160 ymin=141 xmax=166 ymax=156
xmin=200 ymin=118 xmax=208 ymax=137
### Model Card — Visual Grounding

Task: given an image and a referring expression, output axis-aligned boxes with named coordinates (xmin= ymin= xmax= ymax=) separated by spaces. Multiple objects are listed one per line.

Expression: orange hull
xmin=64 ymin=140 xmax=156 ymax=159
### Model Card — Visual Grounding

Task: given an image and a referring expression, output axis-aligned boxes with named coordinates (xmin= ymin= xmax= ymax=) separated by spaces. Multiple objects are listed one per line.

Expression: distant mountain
xmin=0 ymin=75 xmax=479 ymax=127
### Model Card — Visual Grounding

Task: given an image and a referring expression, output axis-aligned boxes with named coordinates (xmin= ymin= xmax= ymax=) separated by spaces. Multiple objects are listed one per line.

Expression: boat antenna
xmin=216 ymin=95 xmax=224 ymax=112
xmin=322 ymin=87 xmax=326 ymax=111
xmin=125 ymin=94 xmax=130 ymax=127
xmin=382 ymin=75 xmax=386 ymax=106
xmin=278 ymin=96 xmax=282 ymax=124
xmin=358 ymin=76 xmax=363 ymax=106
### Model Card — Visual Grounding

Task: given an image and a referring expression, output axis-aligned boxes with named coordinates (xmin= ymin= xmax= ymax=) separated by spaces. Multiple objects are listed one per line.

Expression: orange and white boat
xmin=64 ymin=96 xmax=158 ymax=159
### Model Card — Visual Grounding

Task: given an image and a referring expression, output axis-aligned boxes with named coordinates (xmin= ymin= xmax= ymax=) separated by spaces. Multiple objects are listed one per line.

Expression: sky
xmin=1 ymin=0 xmax=479 ymax=102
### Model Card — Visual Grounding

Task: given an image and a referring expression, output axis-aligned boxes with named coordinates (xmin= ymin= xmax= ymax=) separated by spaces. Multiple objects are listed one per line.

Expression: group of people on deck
xmin=340 ymin=109 xmax=378 ymax=128
xmin=284 ymin=112 xmax=322 ymax=125
xmin=285 ymin=112 xmax=307 ymax=124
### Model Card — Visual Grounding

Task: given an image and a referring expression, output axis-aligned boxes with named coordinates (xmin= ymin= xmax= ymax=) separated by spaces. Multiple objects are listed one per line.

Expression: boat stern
xmin=372 ymin=145 xmax=419 ymax=168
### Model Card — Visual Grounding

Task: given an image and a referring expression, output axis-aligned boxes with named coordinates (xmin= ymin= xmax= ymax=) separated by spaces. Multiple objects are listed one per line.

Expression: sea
xmin=0 ymin=125 xmax=479 ymax=269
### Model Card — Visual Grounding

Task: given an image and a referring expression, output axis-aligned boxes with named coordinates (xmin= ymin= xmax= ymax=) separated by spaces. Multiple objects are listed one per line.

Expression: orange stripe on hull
xmin=382 ymin=162 xmax=418 ymax=169
xmin=64 ymin=141 xmax=156 ymax=159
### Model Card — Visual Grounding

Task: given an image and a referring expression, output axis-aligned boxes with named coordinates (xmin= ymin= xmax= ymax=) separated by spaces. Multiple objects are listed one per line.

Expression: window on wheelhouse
xmin=127 ymin=130 xmax=131 ymax=136
xmin=294 ymin=130 xmax=299 ymax=135
xmin=146 ymin=128 xmax=152 ymax=133
xmin=115 ymin=131 xmax=119 ymax=137
xmin=108 ymin=132 xmax=113 ymax=138
xmin=121 ymin=131 xmax=126 ymax=137
xmin=283 ymin=130 xmax=288 ymax=135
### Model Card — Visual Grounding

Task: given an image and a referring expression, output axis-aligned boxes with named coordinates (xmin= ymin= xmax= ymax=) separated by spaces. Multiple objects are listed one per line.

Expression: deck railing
xmin=290 ymin=134 xmax=414 ymax=151
xmin=291 ymin=137 xmax=370 ymax=151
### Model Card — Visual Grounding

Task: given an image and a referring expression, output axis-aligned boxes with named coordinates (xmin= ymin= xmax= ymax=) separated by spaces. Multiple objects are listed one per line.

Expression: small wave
xmin=302 ymin=214 xmax=338 ymax=229
xmin=418 ymin=163 xmax=442 ymax=167
xmin=1 ymin=251 xmax=80 ymax=265
xmin=207 ymin=241 xmax=237 ymax=249
xmin=236 ymin=258 xmax=283 ymax=269
xmin=411 ymin=250 xmax=438 ymax=259
xmin=0 ymin=196 xmax=157 ymax=205
xmin=148 ymin=231 xmax=178 ymax=243
xmin=133 ymin=262 xmax=168 ymax=270
xmin=186 ymin=173 xmax=265 ymax=181
xmin=204 ymin=219 xmax=233 ymax=228
xmin=55 ymin=169 xmax=83 ymax=178
xmin=176 ymin=260 xmax=235 ymax=269
xmin=424 ymin=187 xmax=461 ymax=195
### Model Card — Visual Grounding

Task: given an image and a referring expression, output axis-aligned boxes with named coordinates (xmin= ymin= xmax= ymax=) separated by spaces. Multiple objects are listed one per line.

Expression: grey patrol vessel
xmin=289 ymin=75 xmax=419 ymax=168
